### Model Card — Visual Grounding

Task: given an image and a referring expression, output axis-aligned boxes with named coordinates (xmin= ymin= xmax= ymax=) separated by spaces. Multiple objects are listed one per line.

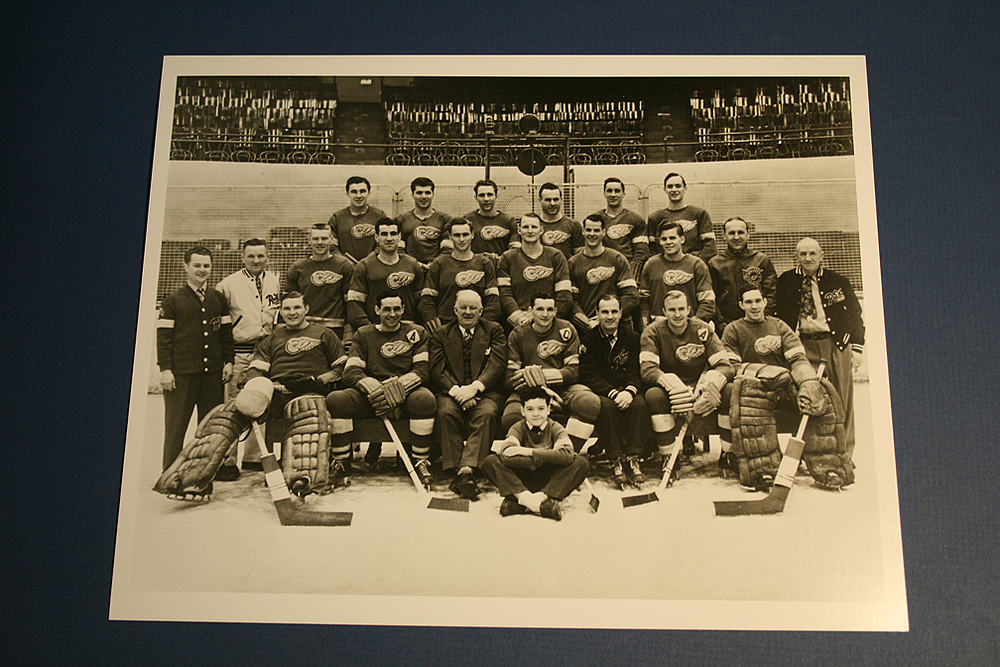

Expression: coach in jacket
xmin=429 ymin=289 xmax=508 ymax=500
xmin=776 ymin=237 xmax=864 ymax=458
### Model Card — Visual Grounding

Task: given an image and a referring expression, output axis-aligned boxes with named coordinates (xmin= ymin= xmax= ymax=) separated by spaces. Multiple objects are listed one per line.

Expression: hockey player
xmin=395 ymin=176 xmax=453 ymax=266
xmin=639 ymin=221 xmax=715 ymax=327
xmin=428 ymin=290 xmax=508 ymax=500
xmin=567 ymin=213 xmax=638 ymax=335
xmin=327 ymin=176 xmax=386 ymax=263
xmin=325 ymin=291 xmax=436 ymax=486
xmin=537 ymin=182 xmax=584 ymax=260
xmin=216 ymin=238 xmax=280 ymax=469
xmin=419 ymin=218 xmax=501 ymax=332
xmin=463 ymin=179 xmax=519 ymax=263
xmin=501 ymin=292 xmax=602 ymax=454
xmin=578 ymin=294 xmax=650 ymax=487
xmin=496 ymin=213 xmax=573 ymax=329
xmin=156 ymin=246 xmax=234 ymax=472
xmin=719 ymin=285 xmax=846 ymax=489
xmin=646 ymin=172 xmax=716 ymax=263
xmin=285 ymin=223 xmax=353 ymax=339
xmin=347 ymin=217 xmax=425 ymax=330
xmin=776 ymin=237 xmax=864 ymax=462
xmin=240 ymin=292 xmax=348 ymax=490
xmin=708 ymin=216 xmax=778 ymax=332
xmin=481 ymin=387 xmax=590 ymax=521
xmin=590 ymin=176 xmax=650 ymax=276
xmin=639 ymin=290 xmax=733 ymax=476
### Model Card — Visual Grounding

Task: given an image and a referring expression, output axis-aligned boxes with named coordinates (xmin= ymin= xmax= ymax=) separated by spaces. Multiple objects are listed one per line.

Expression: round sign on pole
xmin=516 ymin=148 xmax=547 ymax=176
xmin=518 ymin=113 xmax=540 ymax=134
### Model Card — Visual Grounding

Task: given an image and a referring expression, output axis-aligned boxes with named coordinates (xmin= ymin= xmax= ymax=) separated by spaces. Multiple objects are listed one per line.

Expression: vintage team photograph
xmin=110 ymin=55 xmax=907 ymax=630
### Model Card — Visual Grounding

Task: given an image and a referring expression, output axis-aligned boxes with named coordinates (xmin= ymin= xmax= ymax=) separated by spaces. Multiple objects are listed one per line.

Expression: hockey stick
xmin=383 ymin=417 xmax=470 ymax=512
xmin=622 ymin=419 xmax=689 ymax=508
xmin=577 ymin=436 xmax=601 ymax=512
xmin=252 ymin=421 xmax=353 ymax=526
xmin=713 ymin=361 xmax=827 ymax=517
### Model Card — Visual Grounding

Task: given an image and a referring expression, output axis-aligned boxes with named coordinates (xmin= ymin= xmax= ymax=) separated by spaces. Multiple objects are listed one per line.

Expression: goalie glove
xmin=657 ymin=373 xmax=694 ymax=414
xmin=796 ymin=378 xmax=826 ymax=415
xmin=522 ymin=365 xmax=548 ymax=387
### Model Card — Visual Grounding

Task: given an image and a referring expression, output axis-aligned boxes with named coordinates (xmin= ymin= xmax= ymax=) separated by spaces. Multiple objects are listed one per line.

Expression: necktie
xmin=196 ymin=287 xmax=206 ymax=302
xmin=529 ymin=426 xmax=542 ymax=437
xmin=800 ymin=276 xmax=817 ymax=318
xmin=462 ymin=327 xmax=473 ymax=342
xmin=255 ymin=274 xmax=263 ymax=300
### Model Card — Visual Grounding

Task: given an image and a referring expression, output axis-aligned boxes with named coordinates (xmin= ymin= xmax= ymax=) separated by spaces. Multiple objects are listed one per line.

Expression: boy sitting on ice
xmin=481 ymin=387 xmax=589 ymax=521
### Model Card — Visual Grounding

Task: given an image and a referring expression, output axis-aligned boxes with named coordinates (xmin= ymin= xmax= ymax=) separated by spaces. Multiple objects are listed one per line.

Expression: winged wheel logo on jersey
xmin=381 ymin=340 xmax=413 ymax=358
xmin=586 ymin=266 xmax=615 ymax=285
xmin=310 ymin=270 xmax=343 ymax=286
xmin=536 ymin=340 xmax=565 ymax=359
xmin=413 ymin=225 xmax=440 ymax=241
xmin=387 ymin=272 xmax=415 ymax=289
xmin=455 ymin=270 xmax=485 ymax=287
xmin=542 ymin=230 xmax=571 ymax=246
xmin=662 ymin=269 xmax=694 ymax=286
xmin=742 ymin=266 xmax=763 ymax=285
xmin=674 ymin=342 xmax=705 ymax=363
xmin=607 ymin=223 xmax=630 ymax=240
xmin=754 ymin=335 xmax=783 ymax=355
xmin=522 ymin=265 xmax=554 ymax=282
xmin=480 ymin=225 xmax=510 ymax=240
xmin=285 ymin=337 xmax=322 ymax=354
xmin=351 ymin=223 xmax=375 ymax=239
xmin=679 ymin=219 xmax=697 ymax=232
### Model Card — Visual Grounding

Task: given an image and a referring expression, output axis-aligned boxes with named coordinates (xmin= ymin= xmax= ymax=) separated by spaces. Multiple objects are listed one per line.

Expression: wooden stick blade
xmin=622 ymin=491 xmax=659 ymax=508
xmin=427 ymin=497 xmax=470 ymax=512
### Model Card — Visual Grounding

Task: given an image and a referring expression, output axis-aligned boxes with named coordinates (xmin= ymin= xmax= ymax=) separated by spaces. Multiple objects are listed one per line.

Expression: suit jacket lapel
xmin=444 ymin=324 xmax=466 ymax=383
xmin=470 ymin=323 xmax=488 ymax=378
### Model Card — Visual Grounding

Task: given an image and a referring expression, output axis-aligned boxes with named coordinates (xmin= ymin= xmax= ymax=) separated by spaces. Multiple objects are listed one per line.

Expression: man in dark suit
xmin=429 ymin=289 xmax=509 ymax=500
xmin=579 ymin=294 xmax=650 ymax=487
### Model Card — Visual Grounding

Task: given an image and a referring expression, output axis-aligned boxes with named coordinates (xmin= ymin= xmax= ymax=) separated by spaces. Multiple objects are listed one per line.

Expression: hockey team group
xmin=153 ymin=172 xmax=865 ymax=522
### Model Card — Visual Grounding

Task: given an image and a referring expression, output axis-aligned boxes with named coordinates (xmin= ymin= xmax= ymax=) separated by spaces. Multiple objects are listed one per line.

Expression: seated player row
xmin=158 ymin=241 xmax=859 ymax=520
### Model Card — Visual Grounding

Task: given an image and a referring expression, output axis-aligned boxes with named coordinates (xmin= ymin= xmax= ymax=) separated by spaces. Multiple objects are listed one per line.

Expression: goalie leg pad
xmin=730 ymin=366 xmax=790 ymax=488
xmin=802 ymin=378 xmax=854 ymax=487
xmin=282 ymin=394 xmax=334 ymax=496
xmin=154 ymin=400 xmax=252 ymax=499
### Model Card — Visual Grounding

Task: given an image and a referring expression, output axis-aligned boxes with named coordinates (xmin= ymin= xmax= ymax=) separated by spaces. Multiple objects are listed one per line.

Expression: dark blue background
xmin=4 ymin=1 xmax=998 ymax=664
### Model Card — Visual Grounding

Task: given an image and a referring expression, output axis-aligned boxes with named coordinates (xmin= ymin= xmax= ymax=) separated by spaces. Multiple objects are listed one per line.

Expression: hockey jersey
xmin=496 ymin=246 xmax=573 ymax=318
xmin=721 ymin=316 xmax=809 ymax=369
xmin=647 ymin=205 xmax=716 ymax=262
xmin=285 ymin=255 xmax=353 ymax=329
xmin=708 ymin=246 xmax=778 ymax=328
xmin=419 ymin=253 xmax=500 ymax=323
xmin=639 ymin=316 xmax=731 ymax=387
xmin=568 ymin=247 xmax=638 ymax=319
xmin=640 ymin=253 xmax=715 ymax=322
xmin=507 ymin=318 xmax=580 ymax=387
xmin=539 ymin=215 xmax=584 ymax=260
xmin=327 ymin=206 xmax=386 ymax=262
xmin=342 ymin=322 xmax=429 ymax=386
xmin=248 ymin=322 xmax=346 ymax=381
xmin=395 ymin=209 xmax=453 ymax=264
xmin=463 ymin=210 xmax=519 ymax=257
xmin=347 ymin=253 xmax=424 ymax=328
xmin=592 ymin=208 xmax=650 ymax=267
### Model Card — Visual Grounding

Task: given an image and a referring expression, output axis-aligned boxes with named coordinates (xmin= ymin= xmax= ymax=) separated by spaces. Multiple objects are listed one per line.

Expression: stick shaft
xmin=383 ymin=418 xmax=429 ymax=496
xmin=657 ymin=421 xmax=689 ymax=490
